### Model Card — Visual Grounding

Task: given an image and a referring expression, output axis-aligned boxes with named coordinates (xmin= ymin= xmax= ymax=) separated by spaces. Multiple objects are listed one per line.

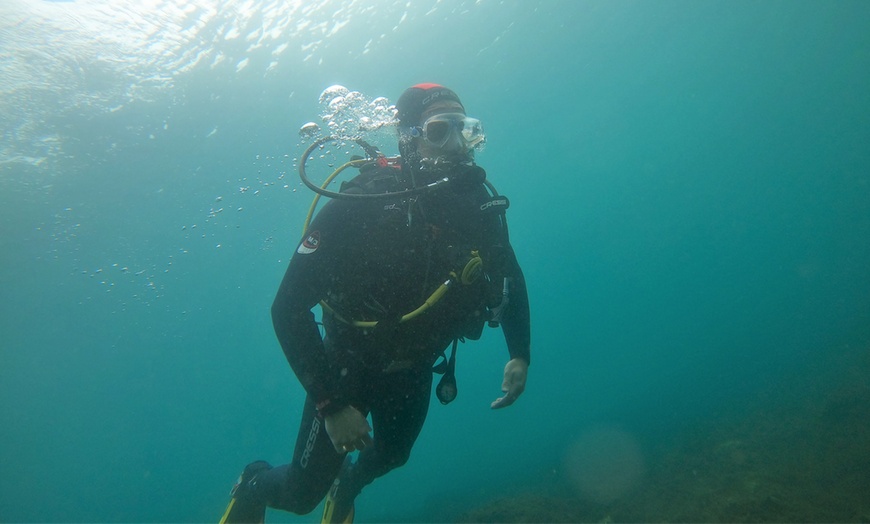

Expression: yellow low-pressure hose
xmin=303 ymin=157 xmax=370 ymax=233
xmin=322 ymin=278 xmax=454 ymax=329
xmin=460 ymin=251 xmax=482 ymax=285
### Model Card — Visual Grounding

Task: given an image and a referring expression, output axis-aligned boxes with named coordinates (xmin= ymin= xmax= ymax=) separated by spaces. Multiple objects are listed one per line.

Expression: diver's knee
xmin=386 ymin=449 xmax=411 ymax=470
xmin=269 ymin=492 xmax=321 ymax=515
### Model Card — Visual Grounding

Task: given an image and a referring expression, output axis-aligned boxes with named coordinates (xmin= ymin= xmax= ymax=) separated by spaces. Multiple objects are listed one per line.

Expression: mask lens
xmin=424 ymin=119 xmax=450 ymax=145
xmin=420 ymin=113 xmax=485 ymax=152
xmin=461 ymin=118 xmax=484 ymax=148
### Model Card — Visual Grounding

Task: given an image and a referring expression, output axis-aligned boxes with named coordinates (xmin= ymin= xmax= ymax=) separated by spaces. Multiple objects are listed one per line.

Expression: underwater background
xmin=2 ymin=0 xmax=869 ymax=522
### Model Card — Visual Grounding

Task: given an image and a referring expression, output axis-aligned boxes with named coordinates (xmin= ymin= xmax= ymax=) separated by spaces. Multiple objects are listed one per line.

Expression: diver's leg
xmin=220 ymin=460 xmax=272 ymax=524
xmin=251 ymin=395 xmax=346 ymax=515
xmin=363 ymin=367 xmax=434 ymax=477
xmin=329 ymin=367 xmax=434 ymax=516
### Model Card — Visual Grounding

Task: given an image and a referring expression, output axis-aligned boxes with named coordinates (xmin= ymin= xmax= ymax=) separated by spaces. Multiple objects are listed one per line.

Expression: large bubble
xmin=298 ymin=121 xmax=320 ymax=138
xmin=299 ymin=84 xmax=397 ymax=143
xmin=319 ymin=84 xmax=349 ymax=104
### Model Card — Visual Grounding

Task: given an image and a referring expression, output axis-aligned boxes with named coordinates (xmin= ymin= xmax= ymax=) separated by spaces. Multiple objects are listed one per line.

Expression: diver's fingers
xmin=490 ymin=392 xmax=516 ymax=409
xmin=492 ymin=359 xmax=527 ymax=410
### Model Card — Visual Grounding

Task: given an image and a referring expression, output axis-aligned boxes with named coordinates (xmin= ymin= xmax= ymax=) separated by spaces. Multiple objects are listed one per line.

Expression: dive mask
xmin=411 ymin=113 xmax=486 ymax=152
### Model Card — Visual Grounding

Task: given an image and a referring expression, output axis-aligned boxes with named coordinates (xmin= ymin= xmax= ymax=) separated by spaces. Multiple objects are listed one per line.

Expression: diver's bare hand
xmin=491 ymin=358 xmax=528 ymax=409
xmin=325 ymin=405 xmax=373 ymax=453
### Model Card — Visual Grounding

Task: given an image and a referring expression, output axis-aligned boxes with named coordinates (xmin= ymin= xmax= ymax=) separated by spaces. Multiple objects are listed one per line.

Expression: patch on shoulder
xmin=297 ymin=230 xmax=321 ymax=254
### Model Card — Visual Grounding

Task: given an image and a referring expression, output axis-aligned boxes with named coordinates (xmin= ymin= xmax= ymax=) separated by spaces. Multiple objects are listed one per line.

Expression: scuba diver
xmin=220 ymin=84 xmax=531 ymax=524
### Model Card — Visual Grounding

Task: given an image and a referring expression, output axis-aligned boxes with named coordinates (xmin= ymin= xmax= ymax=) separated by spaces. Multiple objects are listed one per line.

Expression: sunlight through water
xmin=0 ymin=0 xmax=433 ymax=167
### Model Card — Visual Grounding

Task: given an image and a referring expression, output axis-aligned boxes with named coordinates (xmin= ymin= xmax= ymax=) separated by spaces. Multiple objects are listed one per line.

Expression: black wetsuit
xmin=255 ymin=160 xmax=530 ymax=514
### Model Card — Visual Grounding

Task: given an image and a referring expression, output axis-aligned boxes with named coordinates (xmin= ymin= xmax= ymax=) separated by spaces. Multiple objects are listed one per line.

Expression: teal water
xmin=1 ymin=1 xmax=869 ymax=522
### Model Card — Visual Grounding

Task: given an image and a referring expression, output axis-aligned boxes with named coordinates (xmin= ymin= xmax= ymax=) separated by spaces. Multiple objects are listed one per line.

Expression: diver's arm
xmin=500 ymin=245 xmax=531 ymax=365
xmin=491 ymin=242 xmax=530 ymax=409
xmin=271 ymin=201 xmax=348 ymax=415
